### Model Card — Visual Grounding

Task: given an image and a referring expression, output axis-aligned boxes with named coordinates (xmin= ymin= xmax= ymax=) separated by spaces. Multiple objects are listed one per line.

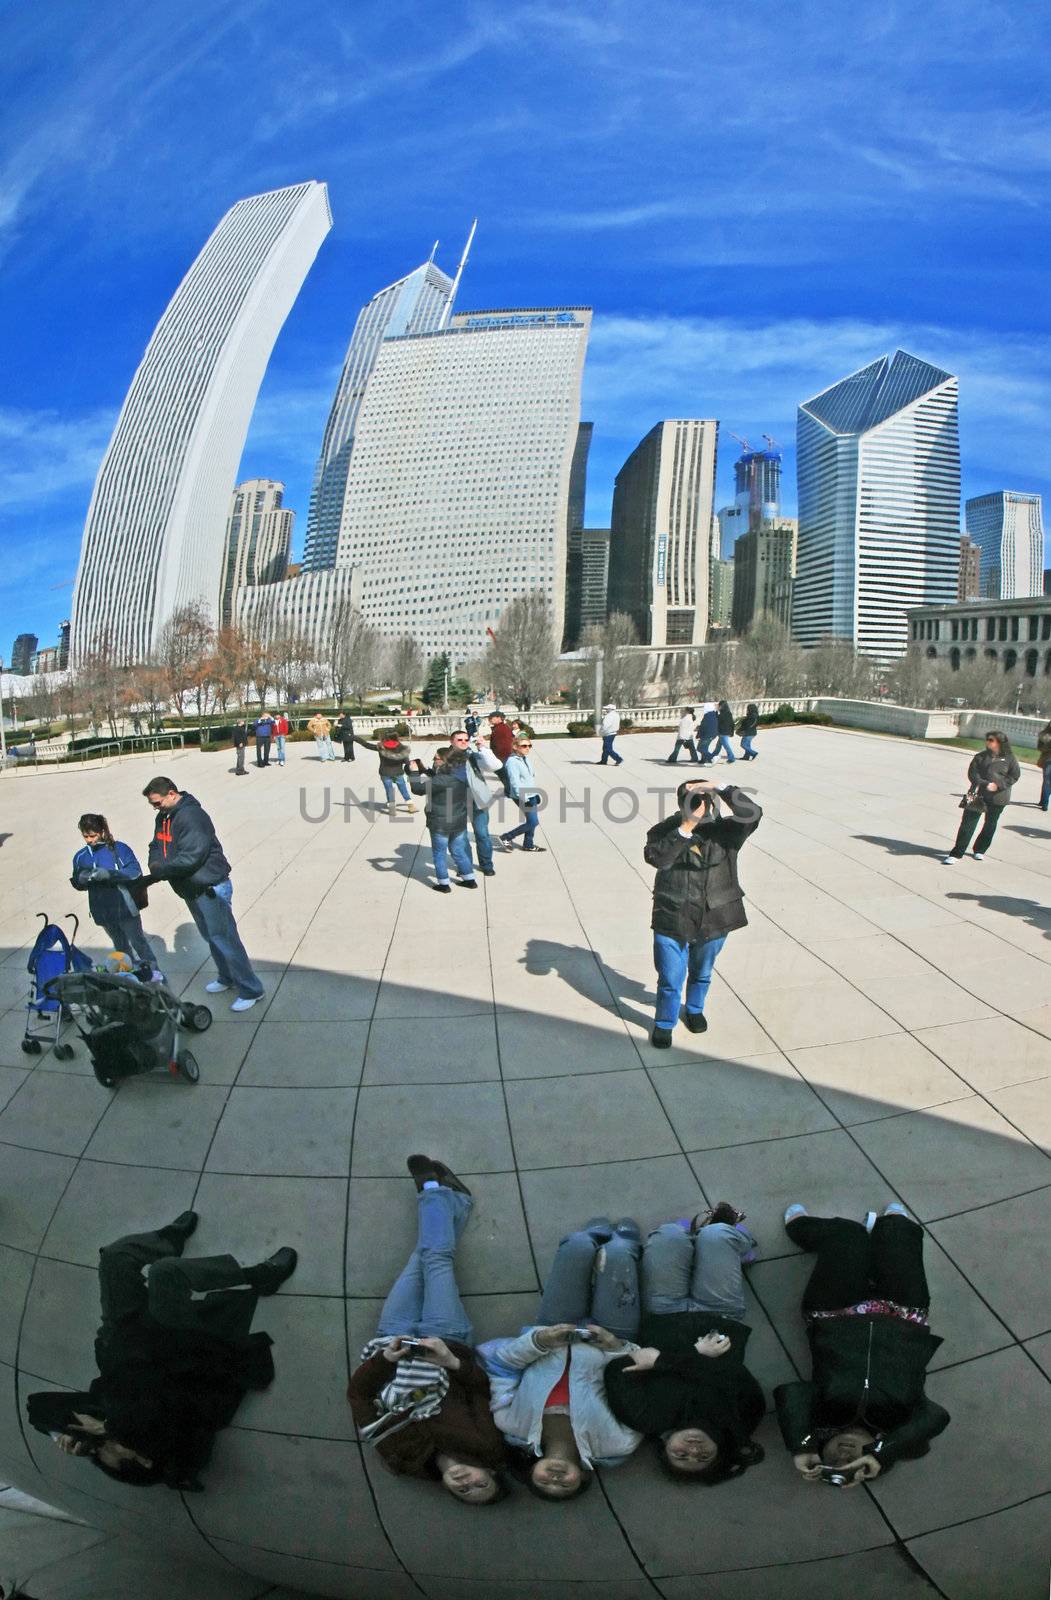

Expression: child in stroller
xmin=45 ymin=970 xmax=213 ymax=1088
xmin=71 ymin=814 xmax=161 ymax=980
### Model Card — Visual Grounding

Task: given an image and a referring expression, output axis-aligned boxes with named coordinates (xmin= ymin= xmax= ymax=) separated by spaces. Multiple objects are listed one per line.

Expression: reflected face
xmin=81 ymin=829 xmax=102 ymax=845
xmin=441 ymin=1462 xmax=499 ymax=1503
xmin=821 ymin=1428 xmax=875 ymax=1467
xmin=986 ymin=737 xmax=1001 ymax=753
xmin=450 ymin=733 xmax=469 ymax=749
xmin=665 ymin=1428 xmax=718 ymax=1471
xmin=531 ymin=1456 xmax=582 ymax=1497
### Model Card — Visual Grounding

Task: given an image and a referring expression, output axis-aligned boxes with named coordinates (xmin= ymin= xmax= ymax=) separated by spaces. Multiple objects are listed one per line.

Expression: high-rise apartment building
xmin=235 ymin=566 xmax=361 ymax=664
xmin=965 ymin=491 xmax=1044 ymax=600
xmin=10 ymin=634 xmax=37 ymax=675
xmin=562 ymin=424 xmax=594 ymax=646
xmin=57 ymin=621 xmax=70 ymax=670
xmin=333 ymin=307 xmax=591 ymax=659
xmin=734 ymin=445 xmax=781 ymax=532
xmin=303 ymin=259 xmax=456 ymax=571
xmin=792 ymin=350 xmax=960 ymax=660
xmin=607 ymin=421 xmax=719 ymax=646
xmin=565 ymin=528 xmax=611 ymax=642
xmin=70 ymin=181 xmax=331 ymax=665
xmin=709 ymin=558 xmax=734 ymax=630
xmin=731 ymin=519 xmax=798 ymax=633
xmin=220 ymin=480 xmax=293 ymax=626
xmin=959 ymin=537 xmax=981 ymax=602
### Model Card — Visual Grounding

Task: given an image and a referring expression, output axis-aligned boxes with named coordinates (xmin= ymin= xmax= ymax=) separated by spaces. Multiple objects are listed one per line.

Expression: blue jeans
xmin=653 ymin=931 xmax=727 ymax=1029
xmin=741 ymin=735 xmax=756 ymax=757
xmin=377 ymin=1186 xmax=473 ymax=1343
xmin=667 ymin=738 xmax=699 ymax=763
xmin=1041 ymin=764 xmax=1051 ymax=810
xmin=186 ymin=879 xmax=264 ymax=999
xmin=641 ymin=1222 xmax=753 ymax=1323
xmin=275 ymin=734 xmax=286 ymax=765
xmin=539 ymin=1220 xmax=642 ymax=1343
xmin=600 ymin=735 xmax=622 ymax=765
xmin=382 ymin=775 xmax=411 ymax=804
xmin=715 ymin=734 xmax=736 ymax=761
xmin=471 ymin=806 xmax=494 ymax=871
xmin=503 ymin=800 xmax=539 ymax=847
xmin=431 ymin=828 xmax=475 ymax=884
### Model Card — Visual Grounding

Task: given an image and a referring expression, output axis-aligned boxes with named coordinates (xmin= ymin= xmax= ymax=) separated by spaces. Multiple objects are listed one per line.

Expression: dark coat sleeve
xmin=872 ymin=1398 xmax=951 ymax=1467
xmin=774 ymin=1380 xmax=816 ymax=1451
xmin=712 ymin=786 xmax=763 ymax=846
xmin=147 ymin=810 xmax=216 ymax=881
xmin=644 ymin=817 xmax=693 ymax=869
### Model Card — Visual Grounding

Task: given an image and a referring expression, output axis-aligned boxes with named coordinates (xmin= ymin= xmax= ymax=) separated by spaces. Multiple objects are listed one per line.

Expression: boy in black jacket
xmin=409 ymin=749 xmax=477 ymax=894
xmin=644 ymin=780 xmax=761 ymax=1048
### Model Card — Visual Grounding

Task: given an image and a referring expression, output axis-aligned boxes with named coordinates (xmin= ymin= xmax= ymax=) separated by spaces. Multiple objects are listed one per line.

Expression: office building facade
xmin=965 ymin=491 xmax=1044 ymax=600
xmin=70 ymin=181 xmax=331 ymax=665
xmin=731 ymin=519 xmax=797 ymax=633
xmin=792 ymin=350 xmax=960 ymax=660
xmin=220 ymin=480 xmax=293 ymax=626
xmin=235 ymin=566 xmax=361 ymax=664
xmin=607 ymin=420 xmax=719 ymax=647
xmin=710 ymin=558 xmax=734 ymax=629
xmin=562 ymin=423 xmax=594 ymax=646
xmin=908 ymin=595 xmax=1051 ymax=678
xmin=565 ymin=527 xmax=610 ymax=642
xmin=303 ymin=260 xmax=455 ymax=571
xmin=333 ymin=308 xmax=591 ymax=660
xmin=10 ymin=635 xmax=37 ymax=676
xmin=959 ymin=537 xmax=981 ymax=602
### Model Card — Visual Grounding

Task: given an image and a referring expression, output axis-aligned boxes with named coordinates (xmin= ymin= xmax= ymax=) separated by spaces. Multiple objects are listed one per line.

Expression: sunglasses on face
xmin=518 ymin=742 xmax=533 ymax=749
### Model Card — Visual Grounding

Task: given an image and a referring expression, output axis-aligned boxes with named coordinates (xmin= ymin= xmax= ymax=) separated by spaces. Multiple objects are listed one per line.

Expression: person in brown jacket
xmin=348 ymin=1155 xmax=507 ymax=1504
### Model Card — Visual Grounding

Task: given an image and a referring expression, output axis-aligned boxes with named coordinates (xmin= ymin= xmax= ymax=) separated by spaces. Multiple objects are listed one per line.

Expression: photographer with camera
xmin=775 ymin=1202 xmax=950 ymax=1489
xmin=644 ymin=779 xmax=762 ymax=1048
xmin=348 ymin=1156 xmax=507 ymax=1505
xmin=477 ymin=1219 xmax=644 ymax=1498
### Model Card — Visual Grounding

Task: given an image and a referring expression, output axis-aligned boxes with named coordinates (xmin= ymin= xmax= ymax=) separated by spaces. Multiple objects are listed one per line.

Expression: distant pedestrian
xmin=1037 ymin=719 xmax=1051 ymax=812
xmin=696 ymin=701 xmax=719 ymax=764
xmin=598 ymin=704 xmax=623 ymax=766
xmin=141 ymin=776 xmax=264 ymax=1012
xmin=712 ymin=702 xmax=736 ymax=763
xmin=253 ymin=712 xmax=274 ymax=768
xmin=71 ymin=814 xmax=159 ymax=978
xmin=500 ymin=737 xmax=544 ymax=853
xmin=359 ymin=730 xmax=418 ymax=815
xmin=334 ymin=709 xmax=356 ymax=762
xmin=464 ymin=707 xmax=480 ymax=738
xmin=231 ymin=717 xmax=249 ymax=776
xmin=488 ymin=712 xmax=515 ymax=795
xmin=644 ymin=779 xmax=762 ymax=1048
xmin=273 ymin=710 xmax=289 ymax=767
xmin=737 ymin=703 xmax=759 ymax=761
xmin=943 ymin=731 xmax=1020 ymax=864
xmin=307 ymin=713 xmax=336 ymax=762
xmin=132 ymin=714 xmax=143 ymax=736
xmin=666 ymin=709 xmax=700 ymax=765
xmin=409 ymin=747 xmax=477 ymax=893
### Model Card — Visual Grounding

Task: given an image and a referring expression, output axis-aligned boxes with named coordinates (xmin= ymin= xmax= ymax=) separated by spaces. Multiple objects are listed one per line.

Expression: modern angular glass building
xmin=792 ymin=350 xmax=960 ymax=660
xmin=70 ymin=181 xmax=331 ymax=665
xmin=965 ymin=491 xmax=1044 ymax=600
xmin=303 ymin=259 xmax=456 ymax=571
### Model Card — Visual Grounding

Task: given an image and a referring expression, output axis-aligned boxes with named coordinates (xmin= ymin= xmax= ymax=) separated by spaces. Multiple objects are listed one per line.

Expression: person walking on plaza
xmin=252 ymin=711 xmax=274 ymax=768
xmin=696 ymin=701 xmax=719 ymax=764
xmin=604 ymin=1204 xmax=765 ymax=1483
xmin=776 ymin=1202 xmax=950 ymax=1485
xmin=141 ymin=776 xmax=265 ymax=1011
xmin=1036 ymin=718 xmax=1051 ymax=811
xmin=71 ymin=813 xmax=159 ymax=978
xmin=273 ymin=709 xmax=289 ymax=767
xmin=348 ymin=1156 xmax=507 ymax=1504
xmin=25 ymin=1210 xmax=297 ymax=1490
xmin=598 ymin=704 xmax=624 ymax=766
xmin=488 ymin=711 xmax=515 ymax=794
xmin=334 ymin=708 xmax=356 ymax=762
xmin=478 ymin=1219 xmax=644 ymax=1498
xmin=359 ymin=729 xmax=418 ymax=816
xmin=464 ymin=707 xmax=480 ymax=738
xmin=231 ymin=716 xmax=249 ymax=776
xmin=500 ymin=736 xmax=545 ymax=853
xmin=666 ymin=708 xmax=700 ymax=765
xmin=307 ymin=711 xmax=336 ymax=762
xmin=942 ymin=730 xmax=1020 ymax=864
xmin=447 ymin=727 xmax=499 ymax=876
xmin=713 ymin=701 xmax=737 ymax=763
xmin=644 ymin=778 xmax=762 ymax=1048
xmin=409 ymin=747 xmax=478 ymax=893
xmin=737 ymin=703 xmax=759 ymax=761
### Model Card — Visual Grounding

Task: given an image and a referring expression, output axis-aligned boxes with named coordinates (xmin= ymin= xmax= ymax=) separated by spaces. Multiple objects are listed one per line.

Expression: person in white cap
xmin=598 ymin=704 xmax=623 ymax=766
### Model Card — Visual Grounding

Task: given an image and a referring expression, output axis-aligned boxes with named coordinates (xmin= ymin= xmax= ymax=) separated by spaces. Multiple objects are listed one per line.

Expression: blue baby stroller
xmin=23 ymin=913 xmax=92 ymax=1059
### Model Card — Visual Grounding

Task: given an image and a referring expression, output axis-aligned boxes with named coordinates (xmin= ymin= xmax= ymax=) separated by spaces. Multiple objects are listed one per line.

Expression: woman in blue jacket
xmin=71 ymin=814 xmax=157 ymax=976
xmin=499 ymin=737 xmax=545 ymax=853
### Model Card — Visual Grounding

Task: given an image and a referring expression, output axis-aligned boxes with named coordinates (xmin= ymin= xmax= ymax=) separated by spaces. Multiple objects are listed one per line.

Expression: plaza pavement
xmin=0 ymin=725 xmax=1049 ymax=1600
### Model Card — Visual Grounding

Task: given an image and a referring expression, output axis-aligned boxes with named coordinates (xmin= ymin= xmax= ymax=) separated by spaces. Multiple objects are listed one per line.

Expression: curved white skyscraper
xmin=71 ymin=181 xmax=331 ymax=665
xmin=792 ymin=350 xmax=960 ymax=660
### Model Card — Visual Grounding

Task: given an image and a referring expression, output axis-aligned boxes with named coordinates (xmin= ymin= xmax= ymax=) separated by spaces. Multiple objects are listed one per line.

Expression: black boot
xmin=651 ymin=1027 xmax=672 ymax=1049
xmin=244 ymin=1247 xmax=298 ymax=1295
xmin=407 ymin=1154 xmax=472 ymax=1196
xmin=160 ymin=1211 xmax=199 ymax=1244
xmin=683 ymin=1010 xmax=708 ymax=1034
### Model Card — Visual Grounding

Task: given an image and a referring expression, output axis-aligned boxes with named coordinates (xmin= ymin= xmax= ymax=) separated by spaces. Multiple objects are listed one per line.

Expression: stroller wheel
xmin=93 ymin=1064 xmax=117 ymax=1088
xmin=187 ymin=1005 xmax=213 ymax=1033
xmin=175 ymin=1050 xmax=200 ymax=1084
xmin=21 ymin=1038 xmax=42 ymax=1055
xmin=53 ymin=1044 xmax=75 ymax=1061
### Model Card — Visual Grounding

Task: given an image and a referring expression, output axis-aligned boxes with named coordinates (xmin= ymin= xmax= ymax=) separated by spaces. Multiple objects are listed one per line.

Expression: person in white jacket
xmin=666 ymin=708 xmax=700 ymax=765
xmin=476 ymin=1218 xmax=644 ymax=1498
xmin=598 ymin=704 xmax=623 ymax=766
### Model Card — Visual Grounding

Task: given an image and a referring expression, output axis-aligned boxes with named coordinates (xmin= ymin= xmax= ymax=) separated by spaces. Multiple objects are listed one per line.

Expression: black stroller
xmin=44 ymin=971 xmax=213 ymax=1088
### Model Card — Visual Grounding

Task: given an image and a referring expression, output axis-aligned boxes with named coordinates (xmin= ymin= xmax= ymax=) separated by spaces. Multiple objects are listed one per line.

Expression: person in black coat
xmin=604 ymin=1204 xmax=764 ymax=1484
xmin=943 ymin=730 xmax=1020 ymax=863
xmin=409 ymin=749 xmax=477 ymax=893
xmin=644 ymin=780 xmax=762 ymax=1048
xmin=231 ymin=718 xmax=249 ymax=777
xmin=713 ymin=701 xmax=736 ymax=763
xmin=334 ymin=709 xmax=356 ymax=762
xmin=25 ymin=1213 xmax=297 ymax=1491
xmin=737 ymin=703 xmax=759 ymax=761
xmin=775 ymin=1202 xmax=950 ymax=1487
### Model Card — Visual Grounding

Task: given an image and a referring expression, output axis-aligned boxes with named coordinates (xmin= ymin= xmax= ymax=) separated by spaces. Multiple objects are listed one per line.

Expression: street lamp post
xmin=0 ymin=657 xmax=7 ymax=767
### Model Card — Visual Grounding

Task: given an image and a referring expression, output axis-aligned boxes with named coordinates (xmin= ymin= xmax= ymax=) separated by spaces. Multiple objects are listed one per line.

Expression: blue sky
xmin=2 ymin=0 xmax=1050 ymax=648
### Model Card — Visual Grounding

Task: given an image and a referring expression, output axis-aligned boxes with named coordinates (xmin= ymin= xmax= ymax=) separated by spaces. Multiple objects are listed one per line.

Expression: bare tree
xmin=581 ymin=612 xmax=653 ymax=709
xmin=273 ymin=623 xmax=323 ymax=705
xmin=210 ymin=626 xmax=251 ymax=712
xmin=326 ymin=599 xmax=381 ymax=705
xmin=386 ymin=633 xmax=425 ymax=700
xmin=78 ymin=632 xmax=126 ymax=739
xmin=485 ymin=591 xmax=559 ymax=711
xmin=663 ymin=649 xmax=698 ymax=704
xmin=887 ymin=646 xmax=943 ymax=708
xmin=158 ymin=603 xmax=215 ymax=723
xmin=22 ymin=676 xmax=57 ymax=728
xmin=804 ymin=635 xmax=875 ymax=699
xmin=734 ymin=614 xmax=807 ymax=698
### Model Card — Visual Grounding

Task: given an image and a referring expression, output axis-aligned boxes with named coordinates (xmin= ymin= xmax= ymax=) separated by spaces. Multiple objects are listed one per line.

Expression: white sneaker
xmin=230 ymin=995 xmax=261 ymax=1013
xmin=783 ymin=1203 xmax=808 ymax=1226
xmin=205 ymin=980 xmax=230 ymax=994
xmin=941 ymin=856 xmax=957 ymax=865
xmin=972 ymin=852 xmax=984 ymax=861
xmin=863 ymin=1210 xmax=878 ymax=1233
xmin=884 ymin=1201 xmax=910 ymax=1219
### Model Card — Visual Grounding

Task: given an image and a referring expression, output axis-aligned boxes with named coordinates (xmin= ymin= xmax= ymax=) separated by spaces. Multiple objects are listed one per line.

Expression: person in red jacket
xmin=273 ymin=710 xmax=290 ymax=768
xmin=348 ymin=1155 xmax=507 ymax=1503
xmin=488 ymin=712 xmax=515 ymax=796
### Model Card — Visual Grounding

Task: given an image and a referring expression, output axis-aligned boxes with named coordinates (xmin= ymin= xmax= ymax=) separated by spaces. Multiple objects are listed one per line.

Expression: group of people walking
xmin=29 ymin=1169 xmax=949 ymax=1505
xmin=666 ymin=702 xmax=758 ymax=766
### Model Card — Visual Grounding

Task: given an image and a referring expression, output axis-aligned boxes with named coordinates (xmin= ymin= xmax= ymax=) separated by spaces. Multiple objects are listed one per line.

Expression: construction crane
xmin=762 ymin=434 xmax=779 ymax=452
xmin=729 ymin=432 xmax=752 ymax=454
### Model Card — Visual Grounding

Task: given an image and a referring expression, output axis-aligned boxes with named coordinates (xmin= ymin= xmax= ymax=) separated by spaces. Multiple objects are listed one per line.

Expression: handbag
xmin=959 ymin=787 xmax=984 ymax=813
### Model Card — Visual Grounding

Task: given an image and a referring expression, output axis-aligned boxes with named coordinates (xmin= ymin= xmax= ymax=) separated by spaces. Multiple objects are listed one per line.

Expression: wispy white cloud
xmin=0 ymin=406 xmax=115 ymax=513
